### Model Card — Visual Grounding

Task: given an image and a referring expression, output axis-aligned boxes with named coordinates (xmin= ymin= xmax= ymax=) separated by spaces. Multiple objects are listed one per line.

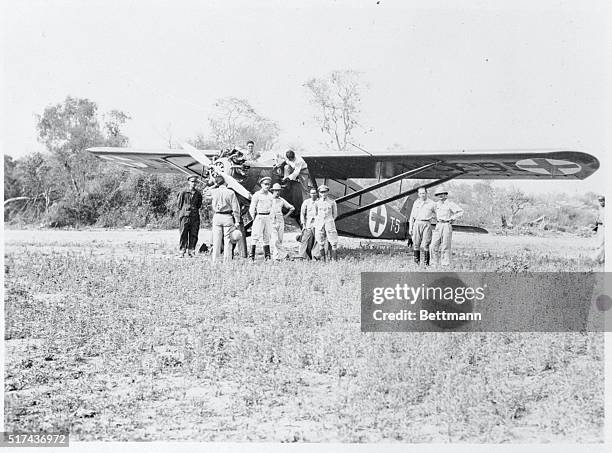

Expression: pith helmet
xmin=230 ymin=228 xmax=243 ymax=244
xmin=271 ymin=183 xmax=282 ymax=191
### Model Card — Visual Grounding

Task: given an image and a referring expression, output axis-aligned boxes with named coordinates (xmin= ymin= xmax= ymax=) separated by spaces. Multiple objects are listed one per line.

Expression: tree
xmin=304 ymin=70 xmax=365 ymax=151
xmin=36 ymin=97 xmax=131 ymax=195
xmin=188 ymin=134 xmax=219 ymax=150
xmin=103 ymin=110 xmax=131 ymax=147
xmin=497 ymin=188 xmax=533 ymax=227
xmin=15 ymin=152 xmax=61 ymax=214
xmin=4 ymin=155 xmax=21 ymax=200
xmin=208 ymin=97 xmax=279 ymax=154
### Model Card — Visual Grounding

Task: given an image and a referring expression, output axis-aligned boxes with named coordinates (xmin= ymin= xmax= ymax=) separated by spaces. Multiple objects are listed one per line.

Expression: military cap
xmin=434 ymin=188 xmax=448 ymax=195
xmin=597 ymin=195 xmax=605 ymax=201
xmin=318 ymin=185 xmax=329 ymax=193
xmin=271 ymin=183 xmax=282 ymax=191
xmin=259 ymin=176 xmax=272 ymax=184
xmin=187 ymin=176 xmax=198 ymax=182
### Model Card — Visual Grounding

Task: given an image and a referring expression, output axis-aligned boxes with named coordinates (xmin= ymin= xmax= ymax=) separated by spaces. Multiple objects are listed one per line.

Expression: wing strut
xmin=335 ymin=172 xmax=463 ymax=222
xmin=335 ymin=161 xmax=441 ymax=204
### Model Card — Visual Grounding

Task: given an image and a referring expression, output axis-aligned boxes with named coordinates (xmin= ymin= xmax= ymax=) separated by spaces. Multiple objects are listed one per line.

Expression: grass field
xmin=3 ymin=228 xmax=605 ymax=442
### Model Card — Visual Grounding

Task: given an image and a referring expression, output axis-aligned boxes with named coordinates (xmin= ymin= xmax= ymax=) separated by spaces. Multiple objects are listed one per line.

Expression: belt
xmin=437 ymin=220 xmax=451 ymax=223
xmin=257 ymin=212 xmax=270 ymax=215
xmin=416 ymin=219 xmax=432 ymax=222
xmin=215 ymin=211 xmax=232 ymax=215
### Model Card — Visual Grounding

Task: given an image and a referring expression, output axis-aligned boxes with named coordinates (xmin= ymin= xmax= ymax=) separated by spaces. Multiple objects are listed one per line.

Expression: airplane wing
xmin=88 ymin=146 xmax=252 ymax=199
xmin=302 ymin=149 xmax=599 ymax=180
xmin=88 ymin=147 xmax=220 ymax=175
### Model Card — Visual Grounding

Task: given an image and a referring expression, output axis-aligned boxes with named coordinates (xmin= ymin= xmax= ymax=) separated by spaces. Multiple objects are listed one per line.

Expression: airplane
xmin=87 ymin=144 xmax=600 ymax=251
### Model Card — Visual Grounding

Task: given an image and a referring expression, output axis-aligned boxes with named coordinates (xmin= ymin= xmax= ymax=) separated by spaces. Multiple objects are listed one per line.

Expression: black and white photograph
xmin=2 ymin=0 xmax=610 ymax=449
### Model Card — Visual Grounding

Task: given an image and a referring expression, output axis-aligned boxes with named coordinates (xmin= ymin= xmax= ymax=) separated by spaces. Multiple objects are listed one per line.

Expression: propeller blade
xmin=181 ymin=141 xmax=212 ymax=168
xmin=214 ymin=168 xmax=252 ymax=200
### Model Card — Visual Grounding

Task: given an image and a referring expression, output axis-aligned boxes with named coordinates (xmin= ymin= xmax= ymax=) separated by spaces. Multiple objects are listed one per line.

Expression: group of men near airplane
xmin=177 ymin=145 xmax=468 ymax=265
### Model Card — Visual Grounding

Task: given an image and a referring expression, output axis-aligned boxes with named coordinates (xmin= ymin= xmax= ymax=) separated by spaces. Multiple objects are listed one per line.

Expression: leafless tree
xmin=304 ymin=70 xmax=365 ymax=151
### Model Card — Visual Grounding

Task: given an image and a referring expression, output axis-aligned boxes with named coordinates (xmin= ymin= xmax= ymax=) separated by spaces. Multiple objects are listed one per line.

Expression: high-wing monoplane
xmin=88 ymin=145 xmax=599 ymax=244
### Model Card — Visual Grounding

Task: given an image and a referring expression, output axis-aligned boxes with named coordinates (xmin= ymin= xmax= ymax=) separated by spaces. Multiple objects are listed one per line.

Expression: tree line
xmin=3 ymin=70 xmax=601 ymax=233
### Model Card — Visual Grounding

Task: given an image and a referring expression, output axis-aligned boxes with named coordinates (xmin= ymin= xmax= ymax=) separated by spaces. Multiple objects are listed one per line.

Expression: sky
xmin=1 ymin=0 xmax=610 ymax=194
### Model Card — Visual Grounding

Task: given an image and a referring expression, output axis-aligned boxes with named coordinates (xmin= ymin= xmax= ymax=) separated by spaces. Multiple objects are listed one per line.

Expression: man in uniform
xmin=270 ymin=183 xmax=295 ymax=260
xmin=177 ymin=176 xmax=203 ymax=257
xmin=299 ymin=188 xmax=318 ymax=259
xmin=594 ymin=195 xmax=605 ymax=263
xmin=209 ymin=175 xmax=241 ymax=263
xmin=314 ymin=185 xmax=339 ymax=261
xmin=409 ymin=187 xmax=436 ymax=266
xmin=248 ymin=176 xmax=275 ymax=260
xmin=430 ymin=188 xmax=464 ymax=266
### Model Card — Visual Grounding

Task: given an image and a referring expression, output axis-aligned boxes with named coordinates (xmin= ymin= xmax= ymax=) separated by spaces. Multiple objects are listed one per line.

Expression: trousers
xmin=299 ymin=227 xmax=316 ymax=259
xmin=179 ymin=215 xmax=199 ymax=250
xmin=270 ymin=218 xmax=288 ymax=260
xmin=430 ymin=222 xmax=453 ymax=265
xmin=212 ymin=213 xmax=234 ymax=263
xmin=315 ymin=219 xmax=338 ymax=253
xmin=411 ymin=220 xmax=432 ymax=251
xmin=251 ymin=214 xmax=271 ymax=245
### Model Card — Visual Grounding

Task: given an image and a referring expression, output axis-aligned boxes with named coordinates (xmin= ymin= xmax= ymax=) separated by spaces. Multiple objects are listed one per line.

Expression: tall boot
xmin=263 ymin=245 xmax=271 ymax=260
xmin=414 ymin=250 xmax=421 ymax=265
xmin=423 ymin=250 xmax=430 ymax=266
xmin=249 ymin=245 xmax=256 ymax=261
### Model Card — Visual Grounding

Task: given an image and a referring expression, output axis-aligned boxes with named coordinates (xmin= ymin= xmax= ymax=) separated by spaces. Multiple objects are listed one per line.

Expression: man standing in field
xmin=314 ymin=185 xmax=339 ymax=261
xmin=177 ymin=176 xmax=203 ymax=257
xmin=270 ymin=183 xmax=295 ymax=260
xmin=594 ymin=195 xmax=605 ymax=263
xmin=430 ymin=188 xmax=463 ymax=266
xmin=409 ymin=187 xmax=436 ymax=266
xmin=209 ymin=175 xmax=241 ymax=263
xmin=299 ymin=188 xmax=319 ymax=259
xmin=248 ymin=176 xmax=275 ymax=260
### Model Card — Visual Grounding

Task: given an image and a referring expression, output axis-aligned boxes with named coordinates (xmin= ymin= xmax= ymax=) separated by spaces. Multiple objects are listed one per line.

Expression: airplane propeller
xmin=180 ymin=142 xmax=251 ymax=199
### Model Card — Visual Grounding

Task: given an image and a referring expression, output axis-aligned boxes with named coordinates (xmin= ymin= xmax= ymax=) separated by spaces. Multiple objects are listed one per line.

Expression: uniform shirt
xmin=271 ymin=197 xmax=294 ymax=221
xmin=177 ymin=189 xmax=202 ymax=218
xmin=285 ymin=155 xmax=308 ymax=180
xmin=249 ymin=190 xmax=275 ymax=218
xmin=210 ymin=185 xmax=241 ymax=224
xmin=314 ymin=198 xmax=338 ymax=224
xmin=300 ymin=198 xmax=318 ymax=228
xmin=409 ymin=198 xmax=436 ymax=222
xmin=434 ymin=199 xmax=464 ymax=222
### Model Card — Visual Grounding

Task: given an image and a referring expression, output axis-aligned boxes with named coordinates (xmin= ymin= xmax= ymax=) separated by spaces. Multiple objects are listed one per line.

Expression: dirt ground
xmin=3 ymin=228 xmax=605 ymax=442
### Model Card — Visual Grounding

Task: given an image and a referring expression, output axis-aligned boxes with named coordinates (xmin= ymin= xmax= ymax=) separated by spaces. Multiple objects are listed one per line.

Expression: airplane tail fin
xmin=399 ymin=195 xmax=416 ymax=218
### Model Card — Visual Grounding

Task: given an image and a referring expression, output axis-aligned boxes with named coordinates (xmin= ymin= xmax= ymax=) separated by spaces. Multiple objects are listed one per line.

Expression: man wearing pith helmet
xmin=314 ymin=184 xmax=339 ymax=261
xmin=270 ymin=183 xmax=295 ymax=260
xmin=430 ymin=187 xmax=463 ymax=266
xmin=176 ymin=175 xmax=203 ymax=257
xmin=248 ymin=176 xmax=275 ymax=260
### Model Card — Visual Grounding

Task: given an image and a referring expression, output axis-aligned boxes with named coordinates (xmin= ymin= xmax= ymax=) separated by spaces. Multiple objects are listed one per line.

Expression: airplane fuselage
xmin=219 ymin=157 xmax=409 ymax=241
